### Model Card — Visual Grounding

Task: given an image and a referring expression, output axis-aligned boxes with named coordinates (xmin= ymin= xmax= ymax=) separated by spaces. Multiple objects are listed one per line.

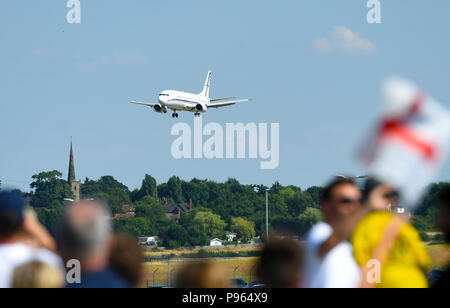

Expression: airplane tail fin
xmin=199 ymin=71 xmax=212 ymax=98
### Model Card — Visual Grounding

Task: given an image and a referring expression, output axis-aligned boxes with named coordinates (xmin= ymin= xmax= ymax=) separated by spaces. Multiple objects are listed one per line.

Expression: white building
xmin=226 ymin=232 xmax=237 ymax=242
xmin=209 ymin=238 xmax=224 ymax=247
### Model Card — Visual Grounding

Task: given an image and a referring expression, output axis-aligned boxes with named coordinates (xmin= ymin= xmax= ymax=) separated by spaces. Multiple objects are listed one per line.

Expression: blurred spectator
xmin=0 ymin=190 xmax=62 ymax=288
xmin=12 ymin=261 xmax=65 ymax=288
xmin=56 ymin=201 xmax=129 ymax=288
xmin=361 ymin=178 xmax=399 ymax=212
xmin=256 ymin=238 xmax=303 ymax=288
xmin=302 ymin=179 xmax=363 ymax=288
xmin=110 ymin=233 xmax=144 ymax=288
xmin=352 ymin=179 xmax=431 ymax=288
xmin=431 ymin=186 xmax=450 ymax=288
xmin=174 ymin=261 xmax=230 ymax=288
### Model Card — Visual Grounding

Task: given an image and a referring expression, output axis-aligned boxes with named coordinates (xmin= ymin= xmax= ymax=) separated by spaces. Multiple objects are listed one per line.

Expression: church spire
xmin=68 ymin=139 xmax=76 ymax=183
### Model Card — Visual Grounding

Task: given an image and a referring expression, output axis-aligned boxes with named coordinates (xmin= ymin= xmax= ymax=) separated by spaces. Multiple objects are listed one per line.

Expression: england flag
xmin=361 ymin=77 xmax=450 ymax=209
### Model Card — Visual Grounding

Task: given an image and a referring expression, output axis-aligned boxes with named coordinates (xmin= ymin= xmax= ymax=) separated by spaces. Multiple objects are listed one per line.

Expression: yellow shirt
xmin=351 ymin=211 xmax=432 ymax=288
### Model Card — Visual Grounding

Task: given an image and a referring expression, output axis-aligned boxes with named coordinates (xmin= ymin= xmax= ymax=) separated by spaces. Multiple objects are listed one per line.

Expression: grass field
xmin=140 ymin=244 xmax=450 ymax=288
xmin=142 ymin=257 xmax=258 ymax=288
xmin=427 ymin=244 xmax=450 ymax=269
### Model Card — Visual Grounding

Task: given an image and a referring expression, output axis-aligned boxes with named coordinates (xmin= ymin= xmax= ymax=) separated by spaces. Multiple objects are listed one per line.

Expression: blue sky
xmin=1 ymin=0 xmax=449 ymax=192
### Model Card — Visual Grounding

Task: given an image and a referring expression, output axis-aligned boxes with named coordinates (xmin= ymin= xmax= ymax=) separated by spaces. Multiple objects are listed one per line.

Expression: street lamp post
xmin=265 ymin=188 xmax=269 ymax=241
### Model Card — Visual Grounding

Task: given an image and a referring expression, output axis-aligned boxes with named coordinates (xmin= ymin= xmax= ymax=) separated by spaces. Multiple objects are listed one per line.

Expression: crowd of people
xmin=0 ymin=178 xmax=449 ymax=288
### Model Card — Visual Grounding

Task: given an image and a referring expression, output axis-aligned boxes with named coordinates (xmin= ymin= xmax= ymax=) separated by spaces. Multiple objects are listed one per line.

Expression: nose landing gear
xmin=172 ymin=112 xmax=179 ymax=118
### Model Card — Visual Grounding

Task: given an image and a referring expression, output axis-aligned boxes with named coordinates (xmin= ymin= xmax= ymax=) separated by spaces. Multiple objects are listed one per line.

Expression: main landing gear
xmin=172 ymin=112 xmax=179 ymax=118
xmin=194 ymin=112 xmax=201 ymax=117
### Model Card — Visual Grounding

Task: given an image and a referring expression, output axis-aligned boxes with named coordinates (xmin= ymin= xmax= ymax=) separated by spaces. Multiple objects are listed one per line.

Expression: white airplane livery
xmin=131 ymin=71 xmax=250 ymax=118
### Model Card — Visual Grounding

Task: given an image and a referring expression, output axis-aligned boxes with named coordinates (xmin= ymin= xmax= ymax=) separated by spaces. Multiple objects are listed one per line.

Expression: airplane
xmin=131 ymin=71 xmax=250 ymax=118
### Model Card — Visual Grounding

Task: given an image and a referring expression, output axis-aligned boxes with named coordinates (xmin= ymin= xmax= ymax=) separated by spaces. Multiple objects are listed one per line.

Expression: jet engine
xmin=154 ymin=104 xmax=167 ymax=113
xmin=195 ymin=103 xmax=208 ymax=112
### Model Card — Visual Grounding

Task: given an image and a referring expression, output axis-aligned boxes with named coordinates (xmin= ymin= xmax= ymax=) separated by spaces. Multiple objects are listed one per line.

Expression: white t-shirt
xmin=302 ymin=222 xmax=332 ymax=288
xmin=0 ymin=243 xmax=63 ymax=288
xmin=303 ymin=222 xmax=361 ymax=288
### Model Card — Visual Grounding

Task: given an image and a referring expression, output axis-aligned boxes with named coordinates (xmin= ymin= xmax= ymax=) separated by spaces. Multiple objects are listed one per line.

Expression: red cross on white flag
xmin=361 ymin=77 xmax=450 ymax=209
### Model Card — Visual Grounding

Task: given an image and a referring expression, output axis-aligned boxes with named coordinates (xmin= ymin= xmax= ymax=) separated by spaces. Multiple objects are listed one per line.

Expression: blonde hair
xmin=13 ymin=261 xmax=65 ymax=288
xmin=174 ymin=261 xmax=230 ymax=288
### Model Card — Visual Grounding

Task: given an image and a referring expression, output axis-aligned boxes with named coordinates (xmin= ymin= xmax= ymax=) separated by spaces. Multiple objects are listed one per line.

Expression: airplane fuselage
xmin=158 ymin=90 xmax=209 ymax=112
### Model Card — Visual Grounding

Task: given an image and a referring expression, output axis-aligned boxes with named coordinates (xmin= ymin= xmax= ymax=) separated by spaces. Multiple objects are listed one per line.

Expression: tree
xmin=270 ymin=181 xmax=283 ymax=194
xmin=35 ymin=200 xmax=65 ymax=234
xmin=193 ymin=210 xmax=226 ymax=240
xmin=82 ymin=176 xmax=131 ymax=214
xmin=285 ymin=191 xmax=315 ymax=217
xmin=415 ymin=182 xmax=450 ymax=216
xmin=113 ymin=217 xmax=152 ymax=237
xmin=30 ymin=171 xmax=74 ymax=208
xmin=305 ymin=186 xmax=323 ymax=207
xmin=167 ymin=176 xmax=184 ymax=203
xmin=231 ymin=217 xmax=256 ymax=243
xmin=134 ymin=196 xmax=169 ymax=233
xmin=179 ymin=207 xmax=210 ymax=246
xmin=297 ymin=207 xmax=323 ymax=235
xmin=162 ymin=223 xmax=190 ymax=248
xmin=131 ymin=174 xmax=158 ymax=202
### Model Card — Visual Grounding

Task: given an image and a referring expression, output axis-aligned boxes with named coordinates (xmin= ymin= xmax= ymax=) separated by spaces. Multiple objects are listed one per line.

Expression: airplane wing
xmin=207 ymin=99 xmax=251 ymax=109
xmin=130 ymin=101 xmax=156 ymax=108
xmin=210 ymin=97 xmax=237 ymax=102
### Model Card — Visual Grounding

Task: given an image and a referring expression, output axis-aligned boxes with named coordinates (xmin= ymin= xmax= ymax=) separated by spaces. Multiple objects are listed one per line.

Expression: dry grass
xmin=144 ymin=245 xmax=261 ymax=257
xmin=141 ymin=257 xmax=258 ymax=288
xmin=139 ymin=244 xmax=450 ymax=287
xmin=427 ymin=244 xmax=450 ymax=269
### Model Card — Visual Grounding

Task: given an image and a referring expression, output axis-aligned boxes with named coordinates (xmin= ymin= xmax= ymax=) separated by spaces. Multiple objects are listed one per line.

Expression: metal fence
xmin=143 ymin=258 xmax=259 ymax=288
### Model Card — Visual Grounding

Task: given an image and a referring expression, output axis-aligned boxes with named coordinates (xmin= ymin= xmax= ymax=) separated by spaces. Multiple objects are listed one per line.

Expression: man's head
xmin=321 ymin=179 xmax=362 ymax=223
xmin=0 ymin=190 xmax=25 ymax=240
xmin=437 ymin=186 xmax=450 ymax=243
xmin=110 ymin=233 xmax=143 ymax=287
xmin=321 ymin=179 xmax=363 ymax=239
xmin=256 ymin=238 xmax=304 ymax=288
xmin=57 ymin=201 xmax=112 ymax=267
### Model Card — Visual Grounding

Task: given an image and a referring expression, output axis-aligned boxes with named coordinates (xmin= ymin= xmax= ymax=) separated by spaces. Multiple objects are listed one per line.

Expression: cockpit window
xmin=159 ymin=93 xmax=169 ymax=96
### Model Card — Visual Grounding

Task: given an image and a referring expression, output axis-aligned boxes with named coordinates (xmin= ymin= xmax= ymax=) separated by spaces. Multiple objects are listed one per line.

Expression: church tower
xmin=68 ymin=141 xmax=81 ymax=201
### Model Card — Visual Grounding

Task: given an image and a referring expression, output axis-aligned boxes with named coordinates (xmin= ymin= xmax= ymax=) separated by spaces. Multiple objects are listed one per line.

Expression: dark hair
xmin=256 ymin=239 xmax=303 ymax=288
xmin=321 ymin=178 xmax=356 ymax=203
xmin=361 ymin=178 xmax=383 ymax=203
xmin=0 ymin=211 xmax=23 ymax=237
xmin=438 ymin=186 xmax=450 ymax=208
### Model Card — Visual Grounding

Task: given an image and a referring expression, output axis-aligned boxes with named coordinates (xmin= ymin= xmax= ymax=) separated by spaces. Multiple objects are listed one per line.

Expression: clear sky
xmin=1 ymin=0 xmax=449 ymax=192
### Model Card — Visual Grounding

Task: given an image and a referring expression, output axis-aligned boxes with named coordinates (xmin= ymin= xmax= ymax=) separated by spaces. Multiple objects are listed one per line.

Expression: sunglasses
xmin=335 ymin=197 xmax=362 ymax=205
xmin=384 ymin=191 xmax=400 ymax=199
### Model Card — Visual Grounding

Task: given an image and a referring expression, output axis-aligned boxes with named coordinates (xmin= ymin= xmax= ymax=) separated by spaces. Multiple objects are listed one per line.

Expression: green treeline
xmin=2 ymin=171 xmax=447 ymax=248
